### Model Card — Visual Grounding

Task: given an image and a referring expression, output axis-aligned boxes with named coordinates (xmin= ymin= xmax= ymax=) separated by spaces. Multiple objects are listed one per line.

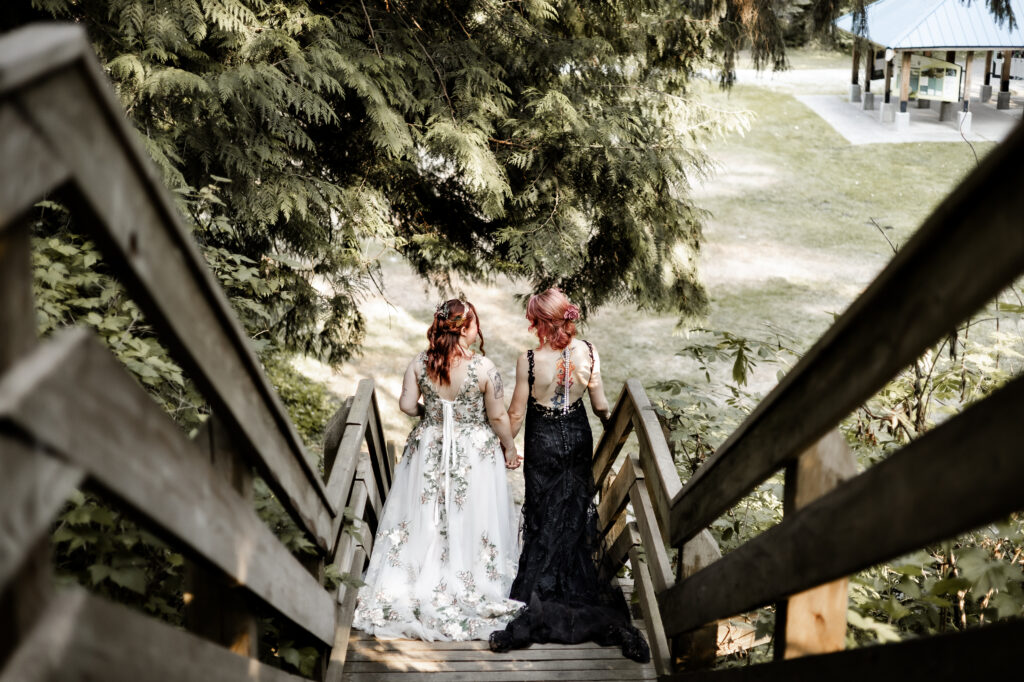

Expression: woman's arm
xmin=506 ymin=352 xmax=530 ymax=437
xmin=398 ymin=358 xmax=423 ymax=417
xmin=587 ymin=345 xmax=612 ymax=426
xmin=481 ymin=359 xmax=520 ymax=468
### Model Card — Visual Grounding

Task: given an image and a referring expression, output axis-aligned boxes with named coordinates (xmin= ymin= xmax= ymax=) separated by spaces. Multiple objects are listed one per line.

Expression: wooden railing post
xmin=774 ymin=429 xmax=857 ymax=660
xmin=184 ymin=416 xmax=259 ymax=659
xmin=0 ymin=223 xmax=53 ymax=666
xmin=672 ymin=530 xmax=722 ymax=669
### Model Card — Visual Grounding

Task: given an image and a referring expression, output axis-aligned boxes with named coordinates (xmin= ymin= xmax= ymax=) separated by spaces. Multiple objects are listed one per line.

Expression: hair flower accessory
xmin=435 ymin=301 xmax=450 ymax=319
xmin=563 ymin=304 xmax=581 ymax=321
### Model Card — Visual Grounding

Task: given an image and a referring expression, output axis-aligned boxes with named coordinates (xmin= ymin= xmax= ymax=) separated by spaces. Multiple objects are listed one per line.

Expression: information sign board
xmin=904 ymin=55 xmax=962 ymax=102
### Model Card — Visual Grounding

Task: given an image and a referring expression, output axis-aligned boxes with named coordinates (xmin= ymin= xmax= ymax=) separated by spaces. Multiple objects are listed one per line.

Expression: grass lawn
xmin=297 ymin=48 xmax=999 ymax=469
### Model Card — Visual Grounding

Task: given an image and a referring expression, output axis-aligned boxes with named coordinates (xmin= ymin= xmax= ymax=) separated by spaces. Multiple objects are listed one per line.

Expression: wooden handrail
xmin=654 ymin=121 xmax=1024 ymax=672
xmin=0 ymin=23 xmax=335 ymax=551
xmin=668 ymin=118 xmax=1024 ymax=548
xmin=0 ymin=24 xmax=395 ymax=681
xmin=660 ymin=372 xmax=1024 ymax=638
xmin=593 ymin=381 xmax=694 ymax=676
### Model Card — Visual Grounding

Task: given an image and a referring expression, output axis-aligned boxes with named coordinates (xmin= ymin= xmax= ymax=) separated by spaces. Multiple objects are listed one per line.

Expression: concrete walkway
xmin=795 ymin=93 xmax=1022 ymax=144
xmin=732 ymin=64 xmax=1023 ymax=145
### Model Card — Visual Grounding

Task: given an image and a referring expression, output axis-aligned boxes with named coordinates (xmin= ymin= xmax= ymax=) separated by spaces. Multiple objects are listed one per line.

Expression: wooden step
xmin=343 ymin=628 xmax=656 ymax=681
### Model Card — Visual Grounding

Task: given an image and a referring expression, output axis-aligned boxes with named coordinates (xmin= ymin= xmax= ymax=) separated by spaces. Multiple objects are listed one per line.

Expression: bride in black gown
xmin=489 ymin=289 xmax=650 ymax=663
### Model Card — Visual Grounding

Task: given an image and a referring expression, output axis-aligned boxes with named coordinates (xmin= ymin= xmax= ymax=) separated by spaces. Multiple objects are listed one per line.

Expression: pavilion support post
xmin=936 ymin=50 xmax=958 ymax=122
xmin=862 ymin=44 xmax=874 ymax=110
xmin=981 ymin=51 xmax=994 ymax=102
xmin=959 ymin=51 xmax=975 ymax=134
xmin=917 ymin=54 xmax=931 ymax=109
xmin=896 ymin=51 xmax=912 ymax=131
xmin=997 ymin=50 xmax=1013 ymax=109
xmin=879 ymin=55 xmax=895 ymax=123
xmin=850 ymin=43 xmax=862 ymax=102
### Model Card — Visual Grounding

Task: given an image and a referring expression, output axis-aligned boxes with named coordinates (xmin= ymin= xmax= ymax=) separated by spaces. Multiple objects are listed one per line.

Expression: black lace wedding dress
xmin=489 ymin=347 xmax=650 ymax=663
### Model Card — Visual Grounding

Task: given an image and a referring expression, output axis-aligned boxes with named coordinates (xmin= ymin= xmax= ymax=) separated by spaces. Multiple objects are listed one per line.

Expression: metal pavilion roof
xmin=836 ymin=0 xmax=1024 ymax=49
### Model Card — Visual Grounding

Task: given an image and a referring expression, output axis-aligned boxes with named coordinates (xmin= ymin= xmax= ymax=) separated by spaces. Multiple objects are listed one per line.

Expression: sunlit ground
xmin=295 ymin=49 xmax=998 ymax=498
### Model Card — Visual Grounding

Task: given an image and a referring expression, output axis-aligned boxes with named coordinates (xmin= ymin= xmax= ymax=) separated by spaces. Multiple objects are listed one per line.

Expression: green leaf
xmin=110 ymin=567 xmax=147 ymax=594
xmin=88 ymin=564 xmax=112 ymax=585
xmin=930 ymin=577 xmax=971 ymax=596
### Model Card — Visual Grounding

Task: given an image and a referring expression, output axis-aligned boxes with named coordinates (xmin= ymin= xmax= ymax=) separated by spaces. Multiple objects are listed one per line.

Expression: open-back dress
xmin=489 ymin=341 xmax=650 ymax=662
xmin=352 ymin=352 xmax=523 ymax=640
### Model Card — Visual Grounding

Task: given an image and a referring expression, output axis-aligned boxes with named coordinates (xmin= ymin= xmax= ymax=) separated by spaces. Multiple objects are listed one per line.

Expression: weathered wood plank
xmin=0 ymin=587 xmax=307 ymax=682
xmin=673 ymin=530 xmax=722 ymax=669
xmin=325 ymin=547 xmax=367 ymax=682
xmin=347 ymin=381 xmax=389 ymax=509
xmin=0 ymin=328 xmax=336 ymax=645
xmin=385 ymin=441 xmax=397 ymax=483
xmin=0 ymin=220 xmax=53 ymax=670
xmin=323 ymin=398 xmax=353 ymax=481
xmin=0 ymin=104 xmax=70 ymax=231
xmin=328 ymin=416 xmax=367 ymax=545
xmin=348 ymin=631 xmax=625 ymax=650
xmin=775 ymin=430 xmax=857 ymax=660
xmin=0 ymin=436 xmax=83 ymax=592
xmin=606 ymin=522 xmax=641 ymax=574
xmin=347 ymin=658 xmax=652 ymax=672
xmin=0 ymin=224 xmax=35 ymax=366
xmin=0 ymin=24 xmax=89 ymax=95
xmin=348 ymin=647 xmax=638 ymax=661
xmin=626 ymin=379 xmax=681 ymax=539
xmin=628 ymin=546 xmax=672 ymax=677
xmin=357 ymin=451 xmax=383 ymax=533
xmin=9 ymin=30 xmax=335 ymax=549
xmin=185 ymin=416 xmax=259 ymax=658
xmin=660 ymin=372 xmax=1024 ymax=637
xmin=626 ymin=453 xmax=674 ymax=594
xmin=596 ymin=457 xmax=636 ymax=536
xmin=340 ymin=670 xmax=655 ymax=681
xmin=664 ymin=617 xmax=1024 ymax=682
xmin=592 ymin=386 xmax=634 ymax=488
xmin=668 ymin=118 xmax=1024 ymax=547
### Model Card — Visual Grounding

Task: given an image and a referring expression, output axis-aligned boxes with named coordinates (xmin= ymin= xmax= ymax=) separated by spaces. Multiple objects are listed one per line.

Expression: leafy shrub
xmin=653 ymin=310 xmax=1024 ymax=662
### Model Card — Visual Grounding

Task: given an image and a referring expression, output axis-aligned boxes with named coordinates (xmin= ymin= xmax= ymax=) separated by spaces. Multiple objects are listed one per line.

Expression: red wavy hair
xmin=426 ymin=299 xmax=484 ymax=385
xmin=526 ymin=288 xmax=578 ymax=351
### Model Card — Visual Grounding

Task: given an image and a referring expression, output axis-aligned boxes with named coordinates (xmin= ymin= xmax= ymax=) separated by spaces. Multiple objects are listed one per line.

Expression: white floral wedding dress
xmin=352 ymin=353 xmax=523 ymax=640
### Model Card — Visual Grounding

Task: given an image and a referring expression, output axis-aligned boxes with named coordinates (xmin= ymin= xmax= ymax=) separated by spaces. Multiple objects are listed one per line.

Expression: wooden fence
xmin=596 ymin=113 xmax=1024 ymax=676
xmin=0 ymin=24 xmax=393 ymax=682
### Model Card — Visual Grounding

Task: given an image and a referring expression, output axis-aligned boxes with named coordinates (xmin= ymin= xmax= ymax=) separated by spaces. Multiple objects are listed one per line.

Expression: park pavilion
xmin=836 ymin=0 xmax=1024 ymax=132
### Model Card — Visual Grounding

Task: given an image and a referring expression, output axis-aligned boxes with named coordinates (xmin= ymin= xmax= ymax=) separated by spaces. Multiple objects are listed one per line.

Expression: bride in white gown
xmin=352 ymin=299 xmax=525 ymax=640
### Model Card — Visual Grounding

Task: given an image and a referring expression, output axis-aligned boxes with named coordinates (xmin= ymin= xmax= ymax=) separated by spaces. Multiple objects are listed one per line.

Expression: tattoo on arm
xmin=489 ymin=368 xmax=504 ymax=399
xmin=400 ymin=384 xmax=409 ymax=402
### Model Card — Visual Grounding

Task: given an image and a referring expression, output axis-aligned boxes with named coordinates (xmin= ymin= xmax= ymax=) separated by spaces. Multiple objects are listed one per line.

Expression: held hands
xmin=501 ymin=442 xmax=522 ymax=470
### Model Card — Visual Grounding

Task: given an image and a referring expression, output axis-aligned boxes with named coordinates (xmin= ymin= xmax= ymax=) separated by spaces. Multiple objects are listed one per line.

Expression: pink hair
xmin=526 ymin=288 xmax=578 ymax=351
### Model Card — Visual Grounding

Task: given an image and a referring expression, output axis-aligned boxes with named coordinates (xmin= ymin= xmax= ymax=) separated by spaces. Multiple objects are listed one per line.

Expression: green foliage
xmin=31 ymin=207 xmax=205 ymax=432
xmin=53 ymin=489 xmax=186 ymax=624
xmin=6 ymin=0 xmax=830 ymax=348
xmin=263 ymin=352 xmax=338 ymax=452
xmin=652 ymin=303 xmax=1024 ymax=660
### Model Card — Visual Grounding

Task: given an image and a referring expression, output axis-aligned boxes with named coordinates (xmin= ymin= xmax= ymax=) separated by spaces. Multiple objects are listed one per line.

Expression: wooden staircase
xmin=3 ymin=21 xmax=1024 ymax=682
xmin=341 ymin=582 xmax=655 ymax=682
